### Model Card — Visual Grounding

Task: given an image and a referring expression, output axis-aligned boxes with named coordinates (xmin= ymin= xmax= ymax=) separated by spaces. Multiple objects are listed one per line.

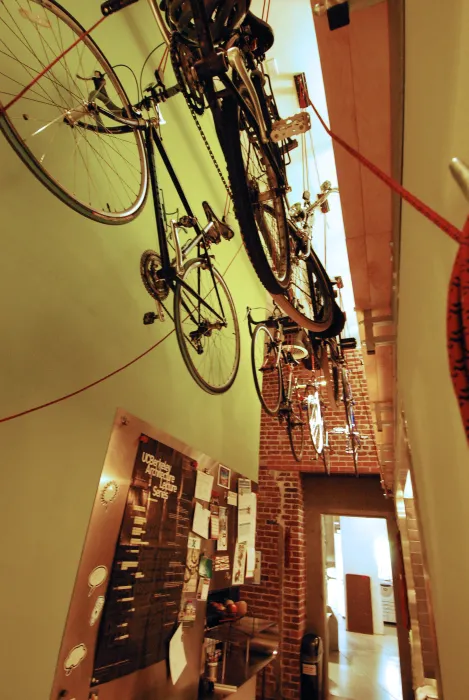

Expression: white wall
xmin=0 ymin=3 xmax=266 ymax=699
xmin=399 ymin=1 xmax=469 ymax=697
xmin=340 ymin=516 xmax=388 ymax=634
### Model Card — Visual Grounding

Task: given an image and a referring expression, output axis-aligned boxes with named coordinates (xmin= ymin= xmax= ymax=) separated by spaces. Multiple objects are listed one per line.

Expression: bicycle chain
xmin=170 ymin=35 xmax=232 ymax=199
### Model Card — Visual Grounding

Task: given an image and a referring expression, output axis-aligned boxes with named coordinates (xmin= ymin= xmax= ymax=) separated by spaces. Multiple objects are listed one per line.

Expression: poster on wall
xmin=91 ymin=434 xmax=196 ymax=686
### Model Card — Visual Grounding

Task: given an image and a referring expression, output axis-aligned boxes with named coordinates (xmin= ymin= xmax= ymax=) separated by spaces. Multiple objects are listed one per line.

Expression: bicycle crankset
xmin=170 ymin=33 xmax=205 ymax=116
xmin=140 ymin=250 xmax=169 ymax=301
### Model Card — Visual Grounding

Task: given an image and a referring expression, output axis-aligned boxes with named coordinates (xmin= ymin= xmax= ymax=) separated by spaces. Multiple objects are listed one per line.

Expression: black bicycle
xmin=154 ymin=0 xmax=316 ymax=295
xmin=0 ymin=0 xmax=240 ymax=394
xmin=248 ymin=305 xmax=309 ymax=462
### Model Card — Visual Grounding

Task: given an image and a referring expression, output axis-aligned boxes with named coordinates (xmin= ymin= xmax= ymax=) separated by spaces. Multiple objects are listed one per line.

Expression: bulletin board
xmin=50 ymin=408 xmax=257 ymax=700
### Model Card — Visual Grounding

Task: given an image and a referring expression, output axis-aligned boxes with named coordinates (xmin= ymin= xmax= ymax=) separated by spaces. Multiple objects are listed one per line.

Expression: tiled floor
xmin=328 ymin=621 xmax=402 ymax=700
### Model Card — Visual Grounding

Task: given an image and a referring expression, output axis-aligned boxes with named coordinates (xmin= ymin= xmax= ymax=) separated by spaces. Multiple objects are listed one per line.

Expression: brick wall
xmin=243 ymin=469 xmax=306 ymax=700
xmin=404 ymin=499 xmax=436 ymax=679
xmin=243 ymin=349 xmax=381 ymax=698
xmin=260 ymin=349 xmax=380 ymax=474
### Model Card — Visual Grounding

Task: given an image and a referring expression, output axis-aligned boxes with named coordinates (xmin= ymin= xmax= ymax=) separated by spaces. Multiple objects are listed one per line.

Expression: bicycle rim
xmin=251 ymin=324 xmax=281 ymax=415
xmin=221 ymin=96 xmax=291 ymax=293
xmin=287 ymin=402 xmax=304 ymax=463
xmin=174 ymin=258 xmax=240 ymax=394
xmin=0 ymin=0 xmax=148 ymax=223
xmin=273 ymin=220 xmax=334 ymax=332
xmin=307 ymin=394 xmax=324 ymax=453
xmin=320 ymin=344 xmax=337 ymax=407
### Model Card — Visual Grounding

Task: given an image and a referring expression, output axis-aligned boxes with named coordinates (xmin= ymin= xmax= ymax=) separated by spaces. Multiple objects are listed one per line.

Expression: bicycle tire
xmin=287 ymin=400 xmax=304 ymax=463
xmin=307 ymin=392 xmax=324 ymax=454
xmin=320 ymin=344 xmax=338 ymax=408
xmin=251 ymin=324 xmax=282 ymax=416
xmin=273 ymin=219 xmax=334 ymax=332
xmin=0 ymin=0 xmax=148 ymax=224
xmin=342 ymin=367 xmax=360 ymax=476
xmin=174 ymin=258 xmax=240 ymax=394
xmin=221 ymin=95 xmax=291 ymax=294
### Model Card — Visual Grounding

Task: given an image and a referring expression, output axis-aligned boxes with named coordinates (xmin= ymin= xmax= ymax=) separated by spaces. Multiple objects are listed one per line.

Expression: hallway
xmin=329 ymin=623 xmax=402 ymax=700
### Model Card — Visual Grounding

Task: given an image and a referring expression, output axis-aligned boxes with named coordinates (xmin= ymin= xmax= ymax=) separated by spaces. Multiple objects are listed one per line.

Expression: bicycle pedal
xmin=143 ymin=311 xmax=157 ymax=325
xmin=270 ymin=112 xmax=311 ymax=143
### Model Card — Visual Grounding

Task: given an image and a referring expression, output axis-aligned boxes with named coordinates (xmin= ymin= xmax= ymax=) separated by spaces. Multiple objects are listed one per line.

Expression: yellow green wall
xmin=399 ymin=1 xmax=469 ymax=697
xmin=0 ymin=3 xmax=265 ymax=698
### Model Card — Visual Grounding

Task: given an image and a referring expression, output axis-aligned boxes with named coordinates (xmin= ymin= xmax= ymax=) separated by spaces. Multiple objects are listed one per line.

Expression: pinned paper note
xmin=192 ymin=502 xmax=210 ymax=539
xmin=195 ymin=470 xmax=214 ymax=502
xmin=238 ymin=478 xmax=251 ymax=495
xmin=232 ymin=540 xmax=247 ymax=585
xmin=246 ymin=546 xmax=256 ymax=579
xmin=199 ymin=555 xmax=213 ymax=579
xmin=197 ymin=577 xmax=210 ymax=601
xmin=227 ymin=491 xmax=237 ymax=506
xmin=217 ymin=508 xmax=228 ymax=550
xmin=169 ymin=624 xmax=187 ymax=685
xmin=183 ymin=537 xmax=201 ymax=593
xmin=211 ymin=513 xmax=219 ymax=539
xmin=238 ymin=493 xmax=254 ymax=542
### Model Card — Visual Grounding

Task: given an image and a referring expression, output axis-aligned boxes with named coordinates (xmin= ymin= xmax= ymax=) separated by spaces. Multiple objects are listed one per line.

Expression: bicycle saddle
xmin=202 ymin=201 xmax=235 ymax=242
xmin=241 ymin=11 xmax=274 ymax=56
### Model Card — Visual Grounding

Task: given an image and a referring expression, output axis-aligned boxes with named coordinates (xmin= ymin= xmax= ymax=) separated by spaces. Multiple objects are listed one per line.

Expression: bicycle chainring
xmin=170 ymin=33 xmax=205 ymax=116
xmin=140 ymin=250 xmax=169 ymax=301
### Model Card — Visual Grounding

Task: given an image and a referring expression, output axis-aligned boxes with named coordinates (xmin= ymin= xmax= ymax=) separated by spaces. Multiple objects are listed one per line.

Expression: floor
xmin=328 ymin=620 xmax=402 ymax=700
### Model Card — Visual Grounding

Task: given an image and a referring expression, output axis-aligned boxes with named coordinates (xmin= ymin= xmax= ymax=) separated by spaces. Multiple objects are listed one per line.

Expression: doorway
xmin=323 ymin=515 xmax=402 ymax=700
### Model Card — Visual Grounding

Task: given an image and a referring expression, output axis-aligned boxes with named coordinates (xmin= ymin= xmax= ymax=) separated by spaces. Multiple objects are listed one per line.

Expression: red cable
xmin=0 ymin=327 xmax=176 ymax=425
xmin=2 ymin=16 xmax=107 ymax=112
xmin=309 ymin=98 xmax=469 ymax=443
xmin=308 ymin=99 xmax=462 ymax=245
xmin=0 ymin=244 xmax=243 ymax=425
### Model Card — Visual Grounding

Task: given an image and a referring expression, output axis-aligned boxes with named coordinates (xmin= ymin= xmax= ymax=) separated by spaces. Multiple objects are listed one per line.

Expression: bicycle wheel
xmin=221 ymin=95 xmax=291 ymax=294
xmin=287 ymin=400 xmax=304 ymax=463
xmin=342 ymin=368 xmax=359 ymax=475
xmin=0 ymin=0 xmax=148 ymax=223
xmin=273 ymin=220 xmax=334 ymax=332
xmin=322 ymin=421 xmax=331 ymax=475
xmin=320 ymin=343 xmax=339 ymax=408
xmin=307 ymin=391 xmax=324 ymax=454
xmin=251 ymin=324 xmax=281 ymax=415
xmin=174 ymin=257 xmax=240 ymax=394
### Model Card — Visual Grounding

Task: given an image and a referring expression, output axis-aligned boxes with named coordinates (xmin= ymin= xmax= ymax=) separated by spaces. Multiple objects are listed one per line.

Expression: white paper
xmin=246 ymin=546 xmax=256 ymax=578
xmin=197 ymin=577 xmax=210 ymax=601
xmin=210 ymin=514 xmax=219 ymax=539
xmin=187 ymin=533 xmax=202 ymax=550
xmin=227 ymin=491 xmax=238 ymax=506
xmin=238 ymin=478 xmax=251 ymax=495
xmin=217 ymin=508 xmax=228 ymax=551
xmin=169 ymin=624 xmax=187 ymax=685
xmin=232 ymin=540 xmax=247 ymax=585
xmin=192 ymin=502 xmax=210 ymax=539
xmin=195 ymin=470 xmax=214 ymax=502
xmin=238 ymin=493 xmax=254 ymax=542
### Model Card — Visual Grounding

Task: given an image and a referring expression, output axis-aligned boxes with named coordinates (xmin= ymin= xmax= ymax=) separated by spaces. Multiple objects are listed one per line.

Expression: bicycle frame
xmin=187 ymin=0 xmax=288 ymax=190
xmin=90 ymin=102 xmax=228 ymax=326
xmin=247 ymin=307 xmax=303 ymax=408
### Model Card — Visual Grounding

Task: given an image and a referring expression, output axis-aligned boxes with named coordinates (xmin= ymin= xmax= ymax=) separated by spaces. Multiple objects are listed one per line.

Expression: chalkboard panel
xmin=50 ymin=409 xmax=257 ymax=700
xmin=92 ymin=434 xmax=196 ymax=685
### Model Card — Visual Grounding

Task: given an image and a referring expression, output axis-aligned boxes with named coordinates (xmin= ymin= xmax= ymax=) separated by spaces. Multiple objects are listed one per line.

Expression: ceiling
xmin=255 ymin=0 xmax=401 ymax=488
xmin=312 ymin=0 xmax=403 ymax=490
